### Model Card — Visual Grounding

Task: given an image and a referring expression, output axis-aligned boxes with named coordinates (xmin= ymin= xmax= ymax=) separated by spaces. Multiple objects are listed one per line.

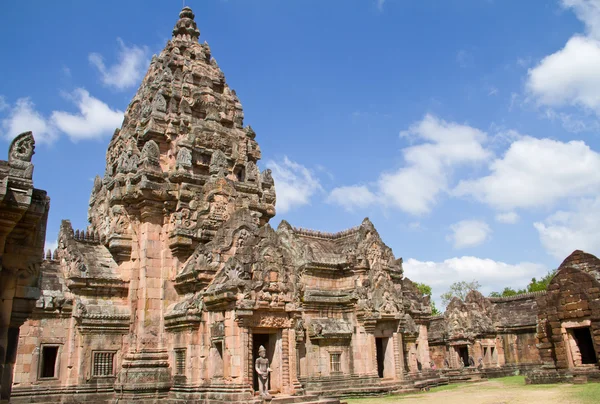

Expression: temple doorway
xmin=376 ymin=338 xmax=385 ymax=377
xmin=252 ymin=331 xmax=282 ymax=393
xmin=375 ymin=337 xmax=394 ymax=378
xmin=457 ymin=346 xmax=469 ymax=367
xmin=569 ymin=327 xmax=597 ymax=366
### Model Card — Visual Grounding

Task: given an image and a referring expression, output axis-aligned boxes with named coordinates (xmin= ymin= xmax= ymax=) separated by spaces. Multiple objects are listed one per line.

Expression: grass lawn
xmin=343 ymin=376 xmax=600 ymax=403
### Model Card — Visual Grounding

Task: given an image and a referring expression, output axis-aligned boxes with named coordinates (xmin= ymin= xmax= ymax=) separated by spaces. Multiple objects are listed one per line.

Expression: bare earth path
xmin=346 ymin=378 xmax=598 ymax=404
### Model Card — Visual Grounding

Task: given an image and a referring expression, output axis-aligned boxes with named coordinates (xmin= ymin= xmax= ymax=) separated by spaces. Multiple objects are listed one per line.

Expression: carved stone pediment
xmin=307 ymin=318 xmax=353 ymax=340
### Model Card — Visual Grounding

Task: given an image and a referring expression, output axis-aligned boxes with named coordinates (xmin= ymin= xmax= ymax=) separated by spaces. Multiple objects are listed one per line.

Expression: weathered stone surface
xmin=0 ymin=132 xmax=49 ymax=402
xmin=10 ymin=7 xmax=442 ymax=404
xmin=11 ymin=6 xmax=600 ymax=403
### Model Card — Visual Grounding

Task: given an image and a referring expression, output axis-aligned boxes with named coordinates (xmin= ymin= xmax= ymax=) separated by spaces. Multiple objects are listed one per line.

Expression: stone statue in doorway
xmin=255 ymin=345 xmax=272 ymax=398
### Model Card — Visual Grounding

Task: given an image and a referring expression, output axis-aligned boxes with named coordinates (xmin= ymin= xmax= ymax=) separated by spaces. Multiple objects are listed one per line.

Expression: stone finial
xmin=172 ymin=7 xmax=200 ymax=42
xmin=9 ymin=131 xmax=35 ymax=163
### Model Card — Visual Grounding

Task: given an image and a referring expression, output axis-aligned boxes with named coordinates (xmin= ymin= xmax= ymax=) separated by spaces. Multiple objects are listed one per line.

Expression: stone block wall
xmin=536 ymin=265 xmax=600 ymax=370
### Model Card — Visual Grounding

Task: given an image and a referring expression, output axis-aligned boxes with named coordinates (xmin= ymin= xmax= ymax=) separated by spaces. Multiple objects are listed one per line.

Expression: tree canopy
xmin=489 ymin=269 xmax=557 ymax=298
xmin=414 ymin=282 xmax=440 ymax=315
xmin=440 ymin=280 xmax=481 ymax=308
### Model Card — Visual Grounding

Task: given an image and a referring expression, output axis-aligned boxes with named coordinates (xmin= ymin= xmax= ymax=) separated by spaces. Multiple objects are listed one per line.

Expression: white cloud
xmin=1 ymin=98 xmax=58 ymax=144
xmin=527 ymin=36 xmax=600 ymax=112
xmin=266 ymin=157 xmax=322 ymax=214
xmin=328 ymin=114 xmax=491 ymax=215
xmin=495 ymin=211 xmax=519 ymax=224
xmin=534 ymin=197 xmax=600 ymax=259
xmin=526 ymin=1 xmax=600 ymax=115
xmin=51 ymin=89 xmax=124 ymax=141
xmin=454 ymin=136 xmax=600 ymax=210
xmin=1 ymin=90 xmax=122 ymax=144
xmin=326 ymin=185 xmax=376 ymax=211
xmin=404 ymin=256 xmax=547 ymax=309
xmin=561 ymin=0 xmax=600 ymax=39
xmin=447 ymin=220 xmax=491 ymax=249
xmin=376 ymin=0 xmax=385 ymax=11
xmin=89 ymin=38 xmax=149 ymax=90
xmin=0 ymin=96 xmax=8 ymax=111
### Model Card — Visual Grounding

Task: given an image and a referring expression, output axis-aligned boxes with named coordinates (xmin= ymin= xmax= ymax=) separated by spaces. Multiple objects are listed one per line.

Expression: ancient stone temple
xmin=427 ymin=250 xmax=600 ymax=384
xmin=529 ymin=250 xmax=600 ymax=384
xmin=428 ymin=290 xmax=542 ymax=381
xmin=10 ymin=7 xmax=441 ymax=404
xmin=0 ymin=132 xmax=49 ymax=403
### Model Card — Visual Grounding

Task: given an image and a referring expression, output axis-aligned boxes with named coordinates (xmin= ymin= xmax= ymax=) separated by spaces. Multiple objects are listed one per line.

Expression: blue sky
xmin=2 ymin=0 xmax=600 ymax=308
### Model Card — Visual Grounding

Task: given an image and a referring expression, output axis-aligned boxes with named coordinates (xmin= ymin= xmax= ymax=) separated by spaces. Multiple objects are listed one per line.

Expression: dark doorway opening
xmin=376 ymin=338 xmax=385 ymax=378
xmin=573 ymin=327 xmax=598 ymax=365
xmin=253 ymin=333 xmax=275 ymax=392
xmin=40 ymin=346 xmax=58 ymax=378
xmin=458 ymin=346 xmax=469 ymax=367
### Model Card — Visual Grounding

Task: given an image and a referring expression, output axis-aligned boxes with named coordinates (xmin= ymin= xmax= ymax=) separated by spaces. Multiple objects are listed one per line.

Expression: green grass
xmin=344 ymin=383 xmax=465 ymax=404
xmin=493 ymin=375 xmax=527 ymax=386
xmin=569 ymin=382 xmax=600 ymax=404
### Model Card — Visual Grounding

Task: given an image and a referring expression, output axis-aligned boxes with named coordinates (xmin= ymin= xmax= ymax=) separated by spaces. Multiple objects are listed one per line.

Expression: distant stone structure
xmin=7 ymin=6 xmax=600 ymax=403
xmin=529 ymin=250 xmax=600 ymax=384
xmin=428 ymin=250 xmax=600 ymax=385
xmin=428 ymin=289 xmax=543 ymax=381
xmin=0 ymin=132 xmax=49 ymax=403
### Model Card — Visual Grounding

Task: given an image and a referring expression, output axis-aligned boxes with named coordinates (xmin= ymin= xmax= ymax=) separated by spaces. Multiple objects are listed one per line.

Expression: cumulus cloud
xmin=447 ymin=220 xmax=491 ymax=249
xmin=534 ymin=197 xmax=600 ymax=259
xmin=527 ymin=1 xmax=600 ymax=115
xmin=89 ymin=38 xmax=149 ymax=90
xmin=1 ymin=90 xmax=122 ymax=144
xmin=404 ymin=256 xmax=547 ymax=310
xmin=454 ymin=137 xmax=600 ymax=210
xmin=561 ymin=0 xmax=600 ymax=39
xmin=51 ymin=89 xmax=124 ymax=141
xmin=266 ymin=157 xmax=322 ymax=214
xmin=328 ymin=115 xmax=490 ymax=215
xmin=1 ymin=98 xmax=58 ymax=144
xmin=0 ymin=96 xmax=8 ymax=111
xmin=527 ymin=36 xmax=600 ymax=112
xmin=326 ymin=185 xmax=377 ymax=211
xmin=495 ymin=211 xmax=519 ymax=224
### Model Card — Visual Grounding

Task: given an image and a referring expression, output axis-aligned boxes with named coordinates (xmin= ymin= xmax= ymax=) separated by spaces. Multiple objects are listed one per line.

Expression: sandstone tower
xmin=84 ymin=6 xmax=276 ymax=397
xmin=11 ymin=8 xmax=441 ymax=403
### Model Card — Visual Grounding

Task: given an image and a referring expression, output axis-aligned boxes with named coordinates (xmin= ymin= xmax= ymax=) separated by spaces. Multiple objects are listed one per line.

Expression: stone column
xmin=404 ymin=338 xmax=418 ymax=373
xmin=247 ymin=330 xmax=253 ymax=388
xmin=393 ymin=332 xmax=405 ymax=379
xmin=115 ymin=204 xmax=171 ymax=400
xmin=364 ymin=321 xmax=378 ymax=377
xmin=0 ymin=327 xmax=18 ymax=401
xmin=282 ymin=329 xmax=290 ymax=393
xmin=417 ymin=324 xmax=431 ymax=369
xmin=0 ymin=271 xmax=16 ymax=400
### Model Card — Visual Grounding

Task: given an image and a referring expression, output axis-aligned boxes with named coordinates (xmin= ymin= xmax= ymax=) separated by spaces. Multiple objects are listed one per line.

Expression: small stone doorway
xmin=252 ymin=331 xmax=282 ymax=393
xmin=457 ymin=346 xmax=469 ymax=367
xmin=569 ymin=327 xmax=597 ymax=366
xmin=375 ymin=337 xmax=394 ymax=378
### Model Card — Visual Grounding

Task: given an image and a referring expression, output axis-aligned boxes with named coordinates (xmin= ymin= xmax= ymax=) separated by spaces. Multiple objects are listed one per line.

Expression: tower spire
xmin=172 ymin=6 xmax=200 ymax=42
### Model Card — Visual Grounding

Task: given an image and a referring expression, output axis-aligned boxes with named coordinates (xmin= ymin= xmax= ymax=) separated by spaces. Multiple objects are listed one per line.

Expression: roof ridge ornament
xmin=172 ymin=6 xmax=200 ymax=42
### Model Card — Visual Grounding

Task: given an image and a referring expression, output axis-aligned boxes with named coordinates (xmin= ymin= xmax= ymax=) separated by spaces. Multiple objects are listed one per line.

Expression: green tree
xmin=527 ymin=269 xmax=557 ymax=292
xmin=489 ymin=287 xmax=526 ymax=298
xmin=415 ymin=282 xmax=440 ymax=315
xmin=489 ymin=269 xmax=558 ymax=298
xmin=440 ymin=280 xmax=481 ymax=307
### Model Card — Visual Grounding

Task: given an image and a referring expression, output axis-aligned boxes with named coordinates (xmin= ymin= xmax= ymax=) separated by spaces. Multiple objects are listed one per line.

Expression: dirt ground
xmin=346 ymin=379 xmax=593 ymax=404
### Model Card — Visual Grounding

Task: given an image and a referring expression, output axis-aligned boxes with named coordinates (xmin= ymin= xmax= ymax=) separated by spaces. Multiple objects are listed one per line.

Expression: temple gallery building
xmin=5 ymin=7 xmax=599 ymax=404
